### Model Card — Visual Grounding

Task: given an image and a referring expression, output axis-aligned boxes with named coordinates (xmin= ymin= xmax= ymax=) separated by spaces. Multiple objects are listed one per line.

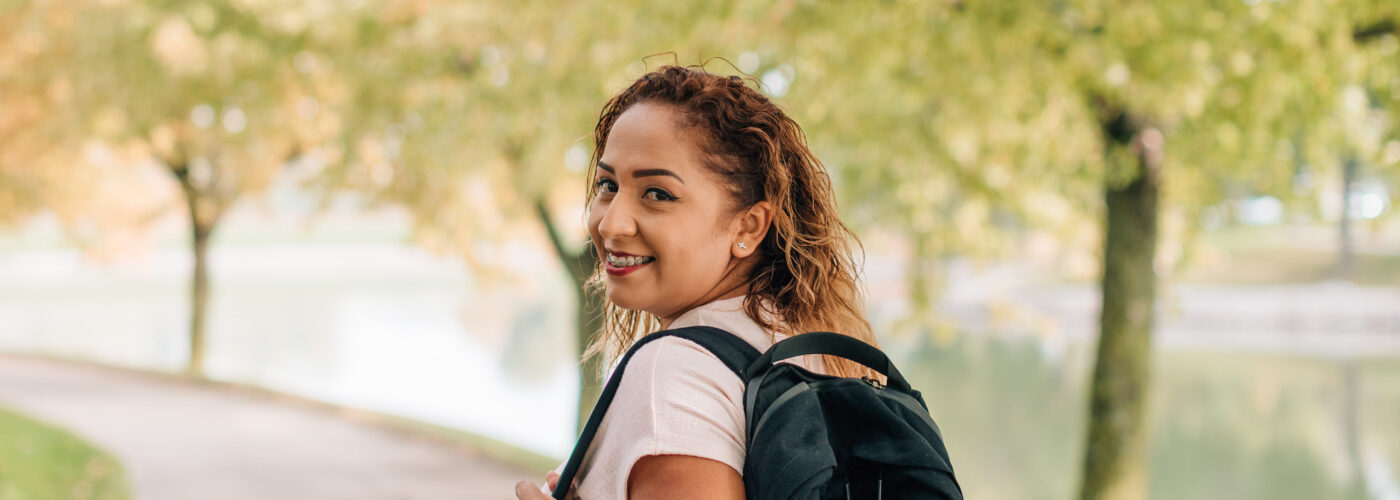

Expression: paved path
xmin=0 ymin=354 xmax=539 ymax=500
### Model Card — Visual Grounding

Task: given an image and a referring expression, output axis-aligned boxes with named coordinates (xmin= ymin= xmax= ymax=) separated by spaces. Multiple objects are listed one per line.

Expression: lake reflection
xmin=0 ymin=240 xmax=582 ymax=457
xmin=895 ymin=335 xmax=1400 ymax=500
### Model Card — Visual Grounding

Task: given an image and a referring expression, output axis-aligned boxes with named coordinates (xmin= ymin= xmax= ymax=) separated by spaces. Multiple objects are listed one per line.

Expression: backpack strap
xmin=551 ymin=326 xmax=759 ymax=499
xmin=747 ymin=331 xmax=912 ymax=392
xmin=660 ymin=326 xmax=762 ymax=379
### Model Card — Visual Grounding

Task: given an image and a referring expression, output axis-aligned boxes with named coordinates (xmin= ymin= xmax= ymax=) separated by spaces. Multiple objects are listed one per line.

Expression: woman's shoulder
xmin=580 ymin=327 xmax=750 ymax=497
xmin=619 ymin=334 xmax=746 ymax=399
xmin=660 ymin=295 xmax=826 ymax=373
xmin=667 ymin=295 xmax=780 ymax=352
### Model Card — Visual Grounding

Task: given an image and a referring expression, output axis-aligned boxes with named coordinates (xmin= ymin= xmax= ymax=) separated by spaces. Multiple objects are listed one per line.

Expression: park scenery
xmin=2 ymin=1 xmax=1399 ymax=499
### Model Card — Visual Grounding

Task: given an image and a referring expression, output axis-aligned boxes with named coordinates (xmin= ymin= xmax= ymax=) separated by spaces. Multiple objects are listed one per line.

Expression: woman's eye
xmin=643 ymin=188 xmax=675 ymax=201
xmin=595 ymin=178 xmax=618 ymax=194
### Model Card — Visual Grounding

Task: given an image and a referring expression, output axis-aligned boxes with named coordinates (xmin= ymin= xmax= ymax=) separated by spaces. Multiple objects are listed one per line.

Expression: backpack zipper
xmin=861 ymin=376 xmax=885 ymax=390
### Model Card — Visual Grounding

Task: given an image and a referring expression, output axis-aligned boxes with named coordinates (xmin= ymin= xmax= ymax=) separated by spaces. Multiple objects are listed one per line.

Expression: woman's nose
xmin=595 ymin=199 xmax=638 ymax=240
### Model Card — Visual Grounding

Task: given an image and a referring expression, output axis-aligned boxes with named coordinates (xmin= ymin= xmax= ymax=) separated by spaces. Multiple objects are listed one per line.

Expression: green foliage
xmin=13 ymin=0 xmax=1394 ymax=283
xmin=775 ymin=0 xmax=1390 ymax=250
xmin=303 ymin=1 xmax=778 ymax=261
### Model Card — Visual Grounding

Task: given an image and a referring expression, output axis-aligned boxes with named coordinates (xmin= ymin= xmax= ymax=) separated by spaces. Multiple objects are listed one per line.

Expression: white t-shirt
xmin=553 ymin=295 xmax=819 ymax=499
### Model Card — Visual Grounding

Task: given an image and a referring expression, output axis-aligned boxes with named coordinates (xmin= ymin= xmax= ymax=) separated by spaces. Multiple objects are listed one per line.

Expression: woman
xmin=516 ymin=65 xmax=879 ymax=499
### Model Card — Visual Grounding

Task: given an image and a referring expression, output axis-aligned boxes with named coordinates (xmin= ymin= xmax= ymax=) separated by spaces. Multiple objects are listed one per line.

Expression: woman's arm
xmin=515 ymin=456 xmax=741 ymax=499
xmin=627 ymin=455 xmax=744 ymax=500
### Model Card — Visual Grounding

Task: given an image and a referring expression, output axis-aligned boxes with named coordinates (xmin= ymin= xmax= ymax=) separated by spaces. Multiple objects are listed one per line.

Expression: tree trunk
xmin=1337 ymin=154 xmax=1357 ymax=280
xmin=187 ymin=221 xmax=211 ymax=377
xmin=1341 ymin=359 xmax=1365 ymax=497
xmin=1079 ymin=130 xmax=1161 ymax=500
xmin=170 ymin=161 xmax=219 ymax=379
xmin=533 ymin=200 xmax=603 ymax=434
xmin=574 ymin=280 xmax=604 ymax=433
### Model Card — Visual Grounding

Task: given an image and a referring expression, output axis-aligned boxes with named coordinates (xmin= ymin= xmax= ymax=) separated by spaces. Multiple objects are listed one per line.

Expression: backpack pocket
xmin=745 ymin=388 xmax=836 ymax=500
xmin=848 ymin=439 xmax=962 ymax=499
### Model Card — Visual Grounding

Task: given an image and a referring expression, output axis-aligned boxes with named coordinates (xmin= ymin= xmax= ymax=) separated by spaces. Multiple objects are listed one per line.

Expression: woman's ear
xmin=732 ymin=201 xmax=773 ymax=259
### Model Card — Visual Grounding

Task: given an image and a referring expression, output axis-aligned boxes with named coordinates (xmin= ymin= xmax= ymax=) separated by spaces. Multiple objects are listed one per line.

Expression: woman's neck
xmin=656 ymin=286 xmax=748 ymax=330
xmin=655 ymin=257 xmax=757 ymax=330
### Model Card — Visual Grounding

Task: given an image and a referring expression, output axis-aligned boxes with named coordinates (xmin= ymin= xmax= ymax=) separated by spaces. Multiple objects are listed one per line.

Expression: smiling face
xmin=587 ymin=102 xmax=768 ymax=326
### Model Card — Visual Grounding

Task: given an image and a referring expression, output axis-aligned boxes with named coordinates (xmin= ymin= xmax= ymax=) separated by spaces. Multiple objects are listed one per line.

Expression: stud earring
xmin=738 ymin=241 xmax=748 ymax=250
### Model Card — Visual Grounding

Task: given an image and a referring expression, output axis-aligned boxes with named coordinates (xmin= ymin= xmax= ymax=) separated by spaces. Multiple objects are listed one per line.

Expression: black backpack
xmin=552 ymin=326 xmax=963 ymax=499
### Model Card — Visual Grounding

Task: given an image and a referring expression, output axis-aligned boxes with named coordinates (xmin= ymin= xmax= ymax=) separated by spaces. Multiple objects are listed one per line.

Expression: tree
xmin=50 ymin=0 xmax=319 ymax=376
xmin=760 ymin=2 xmax=1398 ymax=499
xmin=1320 ymin=15 xmax=1399 ymax=279
xmin=308 ymin=0 xmax=773 ymax=432
xmin=0 ymin=1 xmax=74 ymax=229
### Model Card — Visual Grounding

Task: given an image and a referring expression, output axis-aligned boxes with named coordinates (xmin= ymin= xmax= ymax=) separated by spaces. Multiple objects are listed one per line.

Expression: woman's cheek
xmin=585 ymin=208 xmax=603 ymax=244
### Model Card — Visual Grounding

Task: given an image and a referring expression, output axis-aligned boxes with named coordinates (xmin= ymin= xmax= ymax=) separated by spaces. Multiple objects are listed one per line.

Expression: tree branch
xmin=1354 ymin=19 xmax=1397 ymax=43
xmin=535 ymin=198 xmax=589 ymax=286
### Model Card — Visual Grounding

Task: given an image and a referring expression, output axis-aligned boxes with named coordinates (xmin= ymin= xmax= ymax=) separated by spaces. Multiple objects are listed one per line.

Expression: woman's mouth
xmin=605 ymin=252 xmax=655 ymax=276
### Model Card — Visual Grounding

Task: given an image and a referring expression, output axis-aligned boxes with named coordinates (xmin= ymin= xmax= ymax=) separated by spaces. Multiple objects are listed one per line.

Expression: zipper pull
xmin=861 ymin=376 xmax=885 ymax=390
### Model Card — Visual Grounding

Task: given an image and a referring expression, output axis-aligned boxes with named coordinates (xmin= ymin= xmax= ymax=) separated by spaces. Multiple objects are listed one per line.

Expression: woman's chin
xmin=603 ymin=286 xmax=647 ymax=312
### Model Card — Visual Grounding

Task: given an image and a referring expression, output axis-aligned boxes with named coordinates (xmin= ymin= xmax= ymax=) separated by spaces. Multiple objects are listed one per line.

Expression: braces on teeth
xmin=607 ymin=254 xmax=655 ymax=267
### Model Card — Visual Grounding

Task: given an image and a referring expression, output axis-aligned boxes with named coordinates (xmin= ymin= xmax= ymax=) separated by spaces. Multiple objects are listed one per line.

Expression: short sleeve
xmin=572 ymin=336 xmax=748 ymax=498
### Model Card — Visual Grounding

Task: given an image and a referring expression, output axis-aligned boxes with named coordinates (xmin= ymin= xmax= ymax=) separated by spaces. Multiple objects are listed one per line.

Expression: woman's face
xmin=587 ymin=103 xmax=760 ymax=324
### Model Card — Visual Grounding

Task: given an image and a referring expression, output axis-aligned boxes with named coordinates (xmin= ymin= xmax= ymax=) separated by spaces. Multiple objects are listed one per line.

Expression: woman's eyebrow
xmin=632 ymin=168 xmax=685 ymax=184
xmin=596 ymin=161 xmax=685 ymax=184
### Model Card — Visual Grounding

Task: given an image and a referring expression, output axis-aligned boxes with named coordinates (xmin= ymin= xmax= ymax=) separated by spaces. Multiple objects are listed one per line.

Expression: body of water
xmin=3 ymin=214 xmax=1399 ymax=499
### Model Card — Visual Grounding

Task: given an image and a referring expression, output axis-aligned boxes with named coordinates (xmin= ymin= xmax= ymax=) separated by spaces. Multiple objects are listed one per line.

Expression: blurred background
xmin=1 ymin=1 xmax=1399 ymax=499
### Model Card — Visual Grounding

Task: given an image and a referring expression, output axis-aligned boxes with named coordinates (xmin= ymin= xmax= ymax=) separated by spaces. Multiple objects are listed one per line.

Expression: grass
xmin=0 ymin=407 xmax=129 ymax=500
xmin=1181 ymin=246 xmax=1400 ymax=286
xmin=1178 ymin=223 xmax=1400 ymax=286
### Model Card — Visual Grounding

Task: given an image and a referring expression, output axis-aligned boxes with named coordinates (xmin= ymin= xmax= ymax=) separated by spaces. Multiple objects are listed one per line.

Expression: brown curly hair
xmin=583 ymin=65 xmax=878 ymax=379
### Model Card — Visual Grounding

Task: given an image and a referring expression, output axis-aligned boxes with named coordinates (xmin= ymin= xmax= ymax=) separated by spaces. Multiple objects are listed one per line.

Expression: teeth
xmin=607 ymin=253 xmax=655 ymax=267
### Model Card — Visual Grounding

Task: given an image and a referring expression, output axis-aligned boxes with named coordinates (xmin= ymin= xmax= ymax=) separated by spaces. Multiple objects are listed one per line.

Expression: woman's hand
xmin=515 ymin=471 xmax=575 ymax=500
xmin=512 ymin=480 xmax=549 ymax=500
